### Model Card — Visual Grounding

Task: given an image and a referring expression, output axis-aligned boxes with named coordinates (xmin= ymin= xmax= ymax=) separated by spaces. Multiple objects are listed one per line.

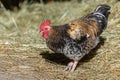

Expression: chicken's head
xmin=39 ymin=20 xmax=51 ymax=39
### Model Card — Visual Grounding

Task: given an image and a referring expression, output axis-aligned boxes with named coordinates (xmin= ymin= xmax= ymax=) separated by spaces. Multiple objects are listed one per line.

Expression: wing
xmin=67 ymin=19 xmax=99 ymax=40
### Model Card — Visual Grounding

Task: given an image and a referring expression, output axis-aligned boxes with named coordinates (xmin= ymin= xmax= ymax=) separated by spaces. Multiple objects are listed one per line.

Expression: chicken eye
xmin=45 ymin=28 xmax=48 ymax=30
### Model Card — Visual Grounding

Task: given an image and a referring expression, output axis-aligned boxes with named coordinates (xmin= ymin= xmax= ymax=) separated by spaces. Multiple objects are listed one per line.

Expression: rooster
xmin=39 ymin=4 xmax=111 ymax=72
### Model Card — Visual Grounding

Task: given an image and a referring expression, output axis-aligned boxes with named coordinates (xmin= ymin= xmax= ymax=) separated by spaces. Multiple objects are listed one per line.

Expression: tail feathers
xmin=92 ymin=4 xmax=111 ymax=32
xmin=94 ymin=4 xmax=111 ymax=19
xmin=94 ymin=4 xmax=110 ymax=12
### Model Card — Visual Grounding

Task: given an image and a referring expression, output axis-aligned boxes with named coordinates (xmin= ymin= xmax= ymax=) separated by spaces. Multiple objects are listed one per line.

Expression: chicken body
xmin=46 ymin=23 xmax=99 ymax=72
xmin=40 ymin=4 xmax=111 ymax=72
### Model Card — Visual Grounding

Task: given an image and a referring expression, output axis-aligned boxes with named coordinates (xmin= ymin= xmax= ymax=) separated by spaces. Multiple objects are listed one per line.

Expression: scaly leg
xmin=65 ymin=61 xmax=74 ymax=71
xmin=65 ymin=61 xmax=78 ymax=72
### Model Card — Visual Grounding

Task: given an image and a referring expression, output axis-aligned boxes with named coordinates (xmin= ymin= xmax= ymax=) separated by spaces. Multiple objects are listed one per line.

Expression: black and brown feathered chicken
xmin=39 ymin=4 xmax=111 ymax=72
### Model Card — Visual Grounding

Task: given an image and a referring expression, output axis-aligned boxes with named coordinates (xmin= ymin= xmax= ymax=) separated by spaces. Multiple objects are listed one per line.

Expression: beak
xmin=39 ymin=30 xmax=41 ymax=33
xmin=39 ymin=30 xmax=42 ymax=33
xmin=39 ymin=30 xmax=43 ymax=34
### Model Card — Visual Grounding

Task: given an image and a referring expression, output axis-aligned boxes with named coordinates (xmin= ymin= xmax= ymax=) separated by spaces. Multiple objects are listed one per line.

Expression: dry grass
xmin=0 ymin=0 xmax=120 ymax=80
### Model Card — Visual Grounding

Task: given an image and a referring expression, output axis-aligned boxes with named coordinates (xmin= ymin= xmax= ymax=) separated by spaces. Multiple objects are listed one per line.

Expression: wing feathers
xmin=67 ymin=20 xmax=98 ymax=40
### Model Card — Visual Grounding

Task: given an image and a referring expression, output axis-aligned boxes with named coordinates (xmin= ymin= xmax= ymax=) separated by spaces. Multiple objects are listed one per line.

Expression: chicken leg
xmin=65 ymin=60 xmax=78 ymax=72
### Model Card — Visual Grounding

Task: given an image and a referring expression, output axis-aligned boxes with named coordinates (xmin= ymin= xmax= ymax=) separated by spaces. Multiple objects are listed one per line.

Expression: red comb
xmin=40 ymin=20 xmax=51 ymax=30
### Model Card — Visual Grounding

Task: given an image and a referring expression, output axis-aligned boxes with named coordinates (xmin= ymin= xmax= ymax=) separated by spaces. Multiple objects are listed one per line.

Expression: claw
xmin=65 ymin=61 xmax=78 ymax=72
xmin=65 ymin=62 xmax=74 ymax=71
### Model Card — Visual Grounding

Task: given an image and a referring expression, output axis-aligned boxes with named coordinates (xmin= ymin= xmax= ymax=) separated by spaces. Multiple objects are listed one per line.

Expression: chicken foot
xmin=65 ymin=61 xmax=78 ymax=72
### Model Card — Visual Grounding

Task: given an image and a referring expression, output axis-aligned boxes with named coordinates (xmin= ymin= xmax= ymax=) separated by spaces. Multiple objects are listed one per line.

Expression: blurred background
xmin=0 ymin=0 xmax=120 ymax=80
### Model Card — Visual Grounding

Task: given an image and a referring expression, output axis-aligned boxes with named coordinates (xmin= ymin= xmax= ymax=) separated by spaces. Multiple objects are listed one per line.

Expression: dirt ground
xmin=0 ymin=0 xmax=120 ymax=80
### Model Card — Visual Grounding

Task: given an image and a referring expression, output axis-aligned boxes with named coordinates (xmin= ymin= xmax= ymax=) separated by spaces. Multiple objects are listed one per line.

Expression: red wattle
xmin=42 ymin=30 xmax=50 ymax=39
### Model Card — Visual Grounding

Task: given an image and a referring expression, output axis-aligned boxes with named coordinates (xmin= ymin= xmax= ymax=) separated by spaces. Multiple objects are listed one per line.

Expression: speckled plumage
xmin=40 ymin=4 xmax=111 ymax=72
xmin=46 ymin=24 xmax=99 ymax=61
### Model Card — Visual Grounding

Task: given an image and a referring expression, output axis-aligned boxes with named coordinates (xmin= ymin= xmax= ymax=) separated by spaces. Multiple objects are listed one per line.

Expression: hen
xmin=39 ymin=4 xmax=111 ymax=72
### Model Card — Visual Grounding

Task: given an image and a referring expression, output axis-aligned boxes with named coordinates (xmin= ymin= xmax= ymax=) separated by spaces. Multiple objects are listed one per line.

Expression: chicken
xmin=39 ymin=4 xmax=111 ymax=72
